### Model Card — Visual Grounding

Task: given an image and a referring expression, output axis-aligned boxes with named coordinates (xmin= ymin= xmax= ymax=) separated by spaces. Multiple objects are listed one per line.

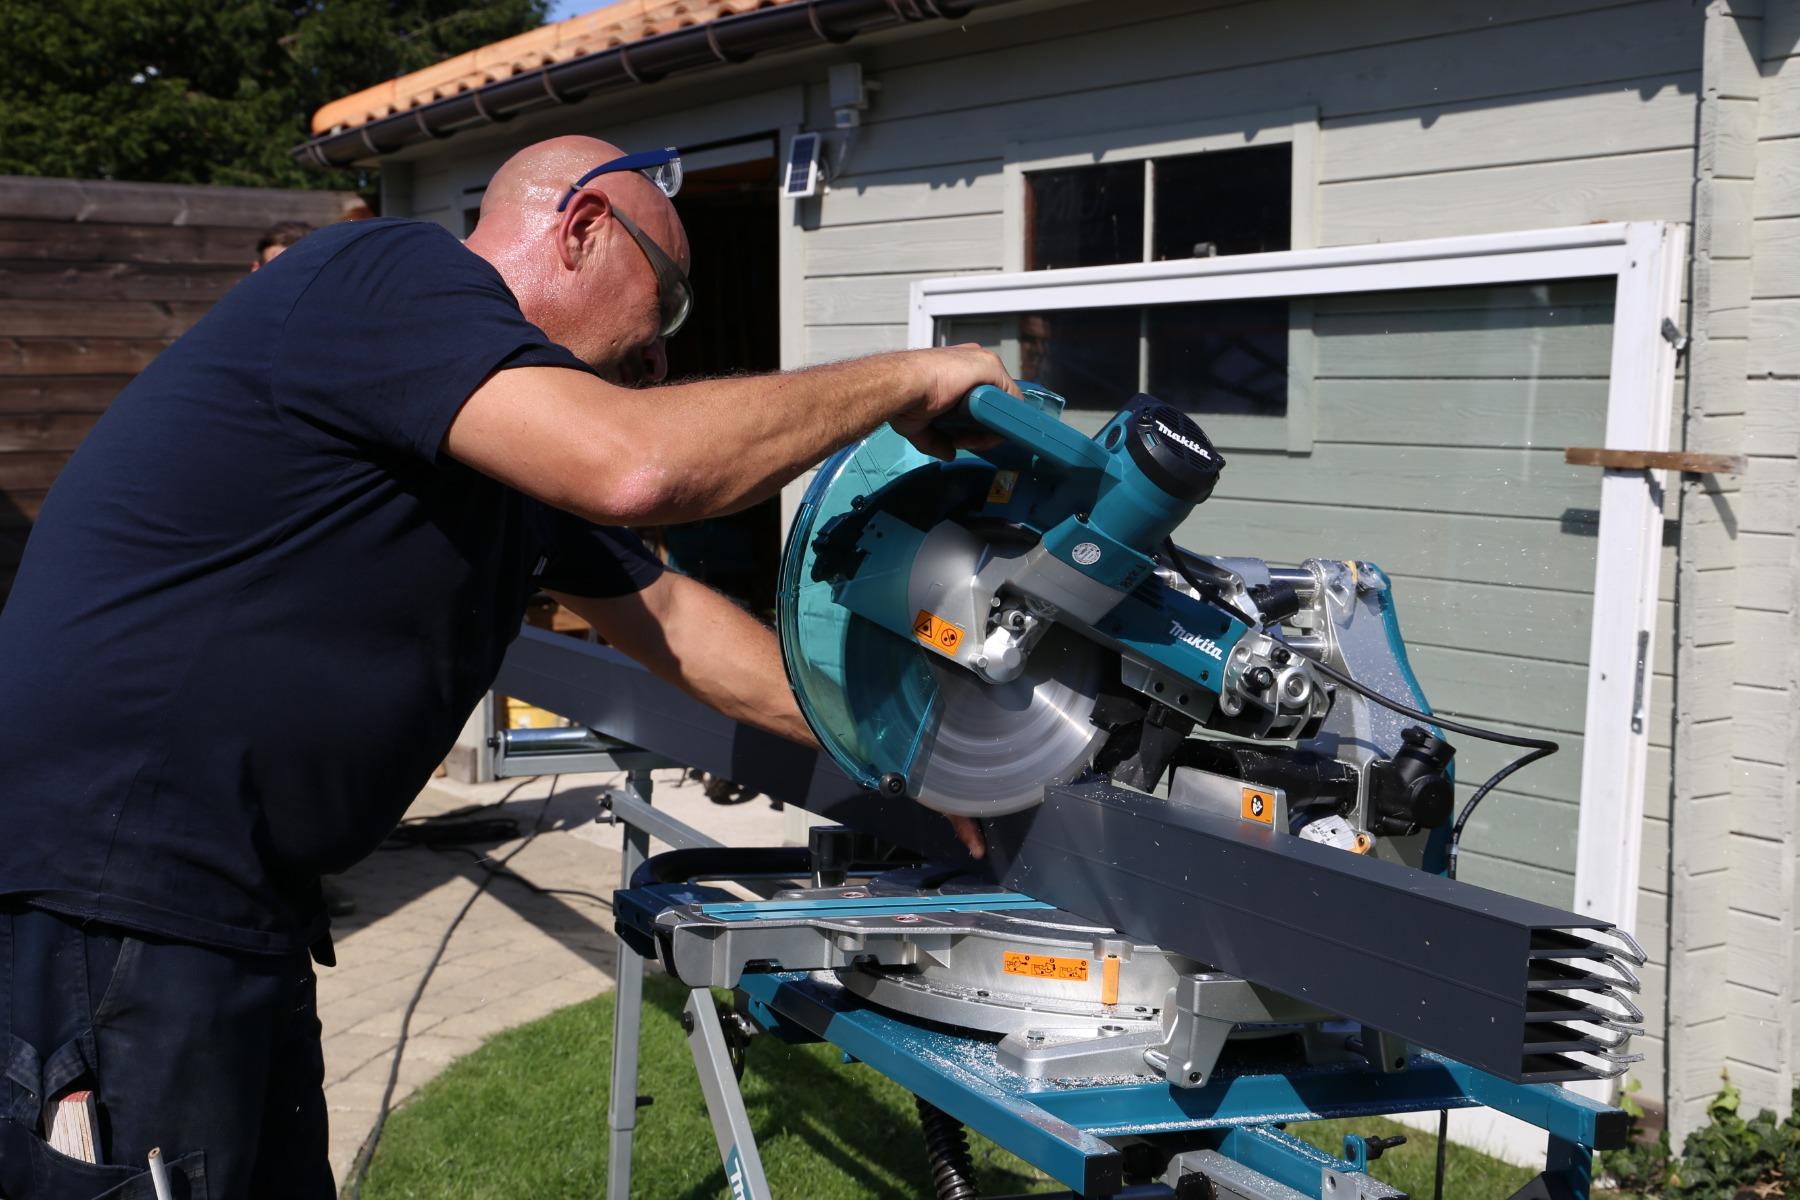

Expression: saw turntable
xmin=607 ymin=384 xmax=1646 ymax=1200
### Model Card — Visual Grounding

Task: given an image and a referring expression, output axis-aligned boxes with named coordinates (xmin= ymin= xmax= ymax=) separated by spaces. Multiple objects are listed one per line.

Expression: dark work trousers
xmin=0 ymin=903 xmax=333 ymax=1199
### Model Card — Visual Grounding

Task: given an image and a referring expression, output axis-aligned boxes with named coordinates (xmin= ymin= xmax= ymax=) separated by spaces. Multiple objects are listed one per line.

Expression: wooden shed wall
xmin=780 ymin=0 xmax=1704 ymax=1120
xmin=382 ymin=0 xmax=1800 ymax=1136
xmin=0 ymin=177 xmax=358 ymax=605
xmin=1712 ymin=0 xmax=1800 ymax=1133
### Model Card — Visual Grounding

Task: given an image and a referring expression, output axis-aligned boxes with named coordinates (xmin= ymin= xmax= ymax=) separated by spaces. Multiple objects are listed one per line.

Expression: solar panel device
xmin=783 ymin=133 xmax=820 ymax=199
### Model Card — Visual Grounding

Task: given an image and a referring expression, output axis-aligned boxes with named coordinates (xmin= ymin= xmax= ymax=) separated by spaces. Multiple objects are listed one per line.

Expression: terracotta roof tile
xmin=311 ymin=0 xmax=799 ymax=135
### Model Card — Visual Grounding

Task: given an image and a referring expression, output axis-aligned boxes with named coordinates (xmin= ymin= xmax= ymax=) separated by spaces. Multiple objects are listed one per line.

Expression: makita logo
xmin=726 ymin=1147 xmax=750 ymax=1200
xmin=1171 ymin=620 xmax=1224 ymax=661
xmin=1155 ymin=419 xmax=1211 ymax=459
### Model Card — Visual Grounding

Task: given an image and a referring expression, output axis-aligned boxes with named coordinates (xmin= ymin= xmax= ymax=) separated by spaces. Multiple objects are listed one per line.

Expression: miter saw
xmin=782 ymin=382 xmax=1469 ymax=857
xmin=610 ymin=383 xmax=1646 ymax=1200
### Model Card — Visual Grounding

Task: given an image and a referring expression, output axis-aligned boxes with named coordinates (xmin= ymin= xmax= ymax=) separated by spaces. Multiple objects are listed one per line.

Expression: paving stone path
xmin=317 ymin=769 xmax=792 ymax=1185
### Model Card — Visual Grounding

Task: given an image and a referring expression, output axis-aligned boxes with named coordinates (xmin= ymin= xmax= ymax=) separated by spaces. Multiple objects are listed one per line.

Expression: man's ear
xmin=557 ymin=188 xmax=611 ymax=270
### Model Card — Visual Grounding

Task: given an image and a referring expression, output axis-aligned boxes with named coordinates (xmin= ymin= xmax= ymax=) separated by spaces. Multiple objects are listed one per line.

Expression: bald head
xmin=465 ymin=135 xmax=691 ymax=385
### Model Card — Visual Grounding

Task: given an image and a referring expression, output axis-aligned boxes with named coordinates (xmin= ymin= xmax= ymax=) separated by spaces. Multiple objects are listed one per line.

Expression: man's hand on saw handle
xmin=891 ymin=344 xmax=1018 ymax=461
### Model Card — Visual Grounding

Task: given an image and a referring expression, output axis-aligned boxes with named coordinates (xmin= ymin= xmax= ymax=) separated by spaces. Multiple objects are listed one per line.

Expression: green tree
xmin=0 ymin=0 xmax=548 ymax=191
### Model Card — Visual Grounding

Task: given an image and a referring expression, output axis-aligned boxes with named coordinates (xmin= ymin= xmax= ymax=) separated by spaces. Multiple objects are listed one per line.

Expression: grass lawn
xmin=359 ymin=973 xmax=1548 ymax=1199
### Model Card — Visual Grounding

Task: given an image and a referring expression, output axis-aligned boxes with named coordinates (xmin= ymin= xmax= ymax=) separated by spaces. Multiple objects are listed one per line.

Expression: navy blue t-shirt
xmin=0 ymin=219 xmax=663 ymax=954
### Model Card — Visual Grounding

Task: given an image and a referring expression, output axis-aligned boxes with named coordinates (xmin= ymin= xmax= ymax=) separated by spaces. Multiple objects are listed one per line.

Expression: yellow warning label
xmin=913 ymin=609 xmax=965 ymax=654
xmin=1002 ymin=952 xmax=1089 ymax=981
xmin=987 ymin=470 xmax=1020 ymax=504
xmin=1241 ymin=787 xmax=1276 ymax=825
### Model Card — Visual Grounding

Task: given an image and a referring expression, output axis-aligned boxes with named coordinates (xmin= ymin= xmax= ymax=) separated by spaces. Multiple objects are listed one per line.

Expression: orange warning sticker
xmin=1002 ymin=952 xmax=1089 ymax=981
xmin=913 ymin=609 xmax=965 ymax=654
xmin=987 ymin=470 xmax=1020 ymax=504
xmin=1241 ymin=787 xmax=1276 ymax=825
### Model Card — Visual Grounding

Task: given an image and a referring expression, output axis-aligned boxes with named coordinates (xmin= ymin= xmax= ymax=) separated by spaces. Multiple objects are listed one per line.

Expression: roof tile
xmin=311 ymin=0 xmax=801 ymax=135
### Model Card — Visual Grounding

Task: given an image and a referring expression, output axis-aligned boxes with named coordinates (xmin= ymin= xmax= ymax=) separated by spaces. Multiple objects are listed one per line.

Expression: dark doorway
xmin=655 ymin=151 xmax=782 ymax=620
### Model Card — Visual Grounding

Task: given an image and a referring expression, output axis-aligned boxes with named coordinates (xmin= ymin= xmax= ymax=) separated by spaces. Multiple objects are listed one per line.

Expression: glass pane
xmin=1017 ymin=309 xmax=1139 ymax=408
xmin=1153 ymin=143 xmax=1292 ymax=259
xmin=1026 ymin=162 xmax=1144 ymax=270
xmin=941 ymin=301 xmax=1293 ymax=428
xmin=1147 ymin=300 xmax=1288 ymax=418
xmin=935 ymin=278 xmax=1617 ymax=909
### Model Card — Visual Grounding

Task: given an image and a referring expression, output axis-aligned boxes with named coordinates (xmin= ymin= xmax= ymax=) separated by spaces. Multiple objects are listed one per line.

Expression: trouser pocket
xmin=1 ymin=1116 xmax=206 ymax=1199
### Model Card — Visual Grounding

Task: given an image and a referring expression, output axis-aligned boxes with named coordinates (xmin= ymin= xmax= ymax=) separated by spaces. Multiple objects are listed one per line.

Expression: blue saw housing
xmin=779 ymin=384 xmax=1250 ymax=802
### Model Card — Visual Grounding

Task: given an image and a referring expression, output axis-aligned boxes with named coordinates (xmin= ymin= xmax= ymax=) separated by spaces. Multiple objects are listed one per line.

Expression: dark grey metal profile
xmin=294 ymin=0 xmax=1027 ymax=169
xmin=983 ymin=781 xmax=1645 ymax=1085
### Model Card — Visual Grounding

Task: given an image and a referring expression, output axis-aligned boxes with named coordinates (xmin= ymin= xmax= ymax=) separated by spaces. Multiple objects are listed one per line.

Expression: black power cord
xmin=348 ymin=778 xmax=565 ymax=1199
xmin=1160 ymin=541 xmax=1558 ymax=878
xmin=1434 ymin=1108 xmax=1450 ymax=1200
xmin=1289 ymin=649 xmax=1558 ymax=880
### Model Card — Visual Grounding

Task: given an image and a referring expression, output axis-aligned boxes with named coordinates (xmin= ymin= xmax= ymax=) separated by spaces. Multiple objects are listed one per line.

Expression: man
xmin=251 ymin=219 xmax=313 ymax=269
xmin=0 ymin=135 xmax=1008 ymax=1196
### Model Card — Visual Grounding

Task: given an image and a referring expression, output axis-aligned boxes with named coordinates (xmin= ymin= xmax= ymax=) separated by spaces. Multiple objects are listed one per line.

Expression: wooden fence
xmin=0 ymin=176 xmax=362 ymax=604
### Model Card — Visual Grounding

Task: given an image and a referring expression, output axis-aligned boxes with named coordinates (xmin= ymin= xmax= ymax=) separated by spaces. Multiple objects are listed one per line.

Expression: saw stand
xmin=488 ymin=726 xmax=690 ymax=1200
xmin=490 ymin=726 xmax=812 ymax=1200
xmin=494 ymin=728 xmax=1627 ymax=1200
xmin=612 ymin=842 xmax=1628 ymax=1200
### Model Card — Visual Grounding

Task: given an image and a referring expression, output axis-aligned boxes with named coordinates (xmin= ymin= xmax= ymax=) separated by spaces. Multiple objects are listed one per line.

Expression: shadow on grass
xmin=360 ymin=972 xmax=1050 ymax=1200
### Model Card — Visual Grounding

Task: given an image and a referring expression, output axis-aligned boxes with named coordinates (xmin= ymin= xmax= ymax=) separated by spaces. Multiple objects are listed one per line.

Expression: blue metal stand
xmin=612 ymin=842 xmax=1629 ymax=1199
xmin=728 ymin=969 xmax=1621 ymax=1199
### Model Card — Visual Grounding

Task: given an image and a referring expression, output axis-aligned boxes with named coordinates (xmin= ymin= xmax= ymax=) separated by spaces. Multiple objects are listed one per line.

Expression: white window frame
xmin=1002 ymin=109 xmax=1320 ymax=452
xmin=909 ymin=220 xmax=1688 ymax=941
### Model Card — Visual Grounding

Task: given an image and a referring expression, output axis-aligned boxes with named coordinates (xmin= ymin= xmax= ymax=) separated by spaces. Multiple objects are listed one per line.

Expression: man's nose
xmin=642 ymin=338 xmax=668 ymax=384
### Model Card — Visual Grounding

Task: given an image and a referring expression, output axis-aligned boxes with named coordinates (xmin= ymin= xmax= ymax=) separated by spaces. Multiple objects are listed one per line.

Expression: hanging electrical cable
xmin=1160 ymin=541 xmax=1558 ymax=878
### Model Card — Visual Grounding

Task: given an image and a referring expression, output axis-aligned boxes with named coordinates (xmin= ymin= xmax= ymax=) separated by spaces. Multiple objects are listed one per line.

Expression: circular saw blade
xmin=779 ymin=424 xmax=1110 ymax=819
xmin=912 ymin=625 xmax=1108 ymax=818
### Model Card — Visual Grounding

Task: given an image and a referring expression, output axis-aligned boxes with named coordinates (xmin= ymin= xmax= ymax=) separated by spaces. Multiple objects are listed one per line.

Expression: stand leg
xmin=606 ymin=769 xmax=655 ymax=1200
xmin=684 ymin=989 xmax=771 ymax=1200
xmin=1549 ymin=1134 xmax=1593 ymax=1200
xmin=1505 ymin=1136 xmax=1594 ymax=1200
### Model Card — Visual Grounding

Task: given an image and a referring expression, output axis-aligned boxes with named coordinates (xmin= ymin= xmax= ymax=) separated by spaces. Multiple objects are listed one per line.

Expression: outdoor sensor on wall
xmin=783 ymin=133 xmax=821 ymax=199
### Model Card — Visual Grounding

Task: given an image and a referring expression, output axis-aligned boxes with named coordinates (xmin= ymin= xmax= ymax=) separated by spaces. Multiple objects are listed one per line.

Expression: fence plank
xmin=0 ymin=298 xmax=212 ymax=340
xmin=0 ymin=338 xmax=172 ymax=377
xmin=0 ymin=262 xmax=243 ymax=303
xmin=0 ymin=376 xmax=129 ymax=413
xmin=0 ymin=176 xmax=356 ymax=229
xmin=0 ymin=452 xmax=76 ymax=492
xmin=0 ymin=221 xmax=266 ymax=267
xmin=0 ymin=412 xmax=102 ymax=453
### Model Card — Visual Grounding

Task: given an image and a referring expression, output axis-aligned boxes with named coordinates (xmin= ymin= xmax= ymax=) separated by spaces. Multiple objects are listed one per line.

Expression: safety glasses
xmin=557 ymin=146 xmax=691 ymax=338
xmin=611 ymin=206 xmax=692 ymax=339
xmin=556 ymin=146 xmax=684 ymax=209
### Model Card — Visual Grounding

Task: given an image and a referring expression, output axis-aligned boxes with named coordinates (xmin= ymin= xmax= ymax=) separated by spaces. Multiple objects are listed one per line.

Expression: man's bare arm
xmin=550 ymin=576 xmax=987 ymax=857
xmin=548 ymin=575 xmax=814 ymax=747
xmin=445 ymin=348 xmax=1011 ymax=528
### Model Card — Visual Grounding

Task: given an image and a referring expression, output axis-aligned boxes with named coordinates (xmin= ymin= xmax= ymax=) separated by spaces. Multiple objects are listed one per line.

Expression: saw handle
xmin=936 ymin=385 xmax=1108 ymax=473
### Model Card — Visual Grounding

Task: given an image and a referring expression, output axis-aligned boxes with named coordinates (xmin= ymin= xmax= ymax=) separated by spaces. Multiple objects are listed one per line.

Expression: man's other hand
xmin=948 ymin=814 xmax=986 ymax=859
xmin=890 ymin=344 xmax=1020 ymax=461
